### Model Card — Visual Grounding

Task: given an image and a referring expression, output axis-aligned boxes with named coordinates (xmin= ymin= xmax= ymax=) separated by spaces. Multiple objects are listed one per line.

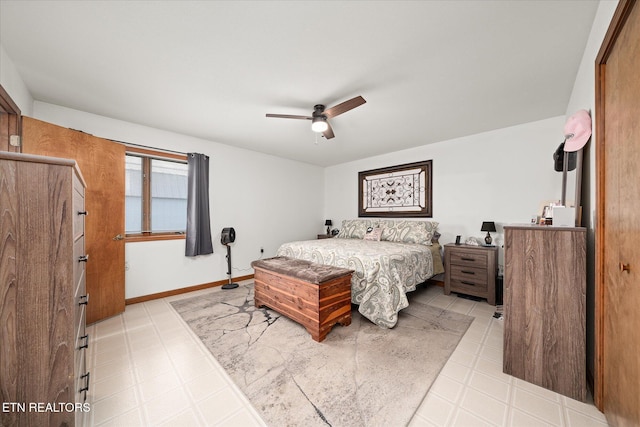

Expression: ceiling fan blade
xmin=266 ymin=113 xmax=312 ymax=120
xmin=323 ymin=122 xmax=335 ymax=139
xmin=324 ymin=96 xmax=366 ymax=118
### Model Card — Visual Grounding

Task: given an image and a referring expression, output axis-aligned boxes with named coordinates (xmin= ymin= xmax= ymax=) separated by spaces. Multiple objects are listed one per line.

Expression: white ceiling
xmin=0 ymin=1 xmax=599 ymax=167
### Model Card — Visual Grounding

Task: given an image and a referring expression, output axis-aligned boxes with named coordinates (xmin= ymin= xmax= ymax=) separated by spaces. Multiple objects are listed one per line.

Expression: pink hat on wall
xmin=563 ymin=109 xmax=592 ymax=152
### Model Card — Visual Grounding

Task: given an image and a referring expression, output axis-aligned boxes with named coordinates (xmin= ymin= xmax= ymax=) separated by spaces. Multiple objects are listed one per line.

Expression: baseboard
xmin=125 ymin=274 xmax=254 ymax=305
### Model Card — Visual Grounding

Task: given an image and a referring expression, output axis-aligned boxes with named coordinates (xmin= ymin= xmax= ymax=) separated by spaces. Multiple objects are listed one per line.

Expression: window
xmin=125 ymin=147 xmax=188 ymax=241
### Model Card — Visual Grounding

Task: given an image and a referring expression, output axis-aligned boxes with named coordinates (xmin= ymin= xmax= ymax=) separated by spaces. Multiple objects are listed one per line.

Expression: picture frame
xmin=358 ymin=160 xmax=432 ymax=217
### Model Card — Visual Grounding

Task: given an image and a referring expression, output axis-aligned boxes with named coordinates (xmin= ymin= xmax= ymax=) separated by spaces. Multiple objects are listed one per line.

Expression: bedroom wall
xmin=324 ymin=115 xmax=567 ymax=271
xmin=32 ymin=102 xmax=325 ymax=299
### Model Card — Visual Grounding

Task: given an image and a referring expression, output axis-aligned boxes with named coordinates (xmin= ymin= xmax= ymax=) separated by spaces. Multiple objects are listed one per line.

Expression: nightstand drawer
xmin=449 ymin=250 xmax=487 ymax=268
xmin=449 ymin=278 xmax=488 ymax=294
xmin=450 ymin=265 xmax=487 ymax=285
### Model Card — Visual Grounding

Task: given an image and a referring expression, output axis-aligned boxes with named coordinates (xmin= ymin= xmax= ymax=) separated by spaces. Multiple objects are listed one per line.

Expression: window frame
xmin=125 ymin=146 xmax=188 ymax=243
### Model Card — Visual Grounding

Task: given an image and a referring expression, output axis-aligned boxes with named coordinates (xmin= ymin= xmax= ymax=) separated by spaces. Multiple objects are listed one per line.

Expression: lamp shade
xmin=481 ymin=221 xmax=496 ymax=233
xmin=324 ymin=219 xmax=332 ymax=226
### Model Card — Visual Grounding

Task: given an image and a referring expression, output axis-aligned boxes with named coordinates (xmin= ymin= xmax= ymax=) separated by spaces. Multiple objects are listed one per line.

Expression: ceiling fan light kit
xmin=266 ymin=95 xmax=366 ymax=140
xmin=311 ymin=116 xmax=328 ymax=133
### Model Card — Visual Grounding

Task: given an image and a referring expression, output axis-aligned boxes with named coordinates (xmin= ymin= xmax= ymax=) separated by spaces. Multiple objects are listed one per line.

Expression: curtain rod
xmin=109 ymin=139 xmax=188 ymax=156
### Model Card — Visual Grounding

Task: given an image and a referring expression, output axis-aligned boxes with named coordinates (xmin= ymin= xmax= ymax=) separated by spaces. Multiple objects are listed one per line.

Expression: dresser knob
xmin=620 ymin=262 xmax=631 ymax=273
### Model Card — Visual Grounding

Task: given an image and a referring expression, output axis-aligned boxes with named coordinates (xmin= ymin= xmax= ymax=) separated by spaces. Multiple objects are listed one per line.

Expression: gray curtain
xmin=185 ymin=153 xmax=213 ymax=256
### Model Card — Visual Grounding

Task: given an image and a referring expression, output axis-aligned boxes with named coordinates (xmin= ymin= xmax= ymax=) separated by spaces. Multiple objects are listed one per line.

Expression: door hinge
xmin=9 ymin=135 xmax=21 ymax=147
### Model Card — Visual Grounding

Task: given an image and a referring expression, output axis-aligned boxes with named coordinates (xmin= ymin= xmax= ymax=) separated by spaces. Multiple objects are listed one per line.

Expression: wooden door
xmin=596 ymin=0 xmax=640 ymax=424
xmin=22 ymin=117 xmax=126 ymax=324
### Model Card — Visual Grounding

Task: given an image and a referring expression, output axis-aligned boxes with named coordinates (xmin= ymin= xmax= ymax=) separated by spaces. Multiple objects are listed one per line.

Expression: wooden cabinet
xmin=444 ymin=244 xmax=497 ymax=305
xmin=317 ymin=234 xmax=333 ymax=239
xmin=503 ymin=225 xmax=586 ymax=401
xmin=0 ymin=152 xmax=89 ymax=426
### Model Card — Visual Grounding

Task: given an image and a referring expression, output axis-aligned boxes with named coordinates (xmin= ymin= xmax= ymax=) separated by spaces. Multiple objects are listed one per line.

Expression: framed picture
xmin=358 ymin=160 xmax=432 ymax=217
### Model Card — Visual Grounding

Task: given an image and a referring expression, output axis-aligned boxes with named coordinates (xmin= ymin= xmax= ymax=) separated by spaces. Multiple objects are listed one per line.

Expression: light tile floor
xmin=85 ymin=280 xmax=609 ymax=426
xmin=408 ymin=289 xmax=608 ymax=427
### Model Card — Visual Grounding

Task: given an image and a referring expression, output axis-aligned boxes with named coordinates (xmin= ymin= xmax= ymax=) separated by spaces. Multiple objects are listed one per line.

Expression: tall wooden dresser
xmin=1 ymin=152 xmax=90 ymax=426
xmin=503 ymin=225 xmax=587 ymax=401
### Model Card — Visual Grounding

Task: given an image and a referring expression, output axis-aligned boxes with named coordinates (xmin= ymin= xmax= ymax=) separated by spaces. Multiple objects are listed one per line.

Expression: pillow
xmin=376 ymin=220 xmax=438 ymax=245
xmin=335 ymin=219 xmax=374 ymax=239
xmin=363 ymin=226 xmax=383 ymax=241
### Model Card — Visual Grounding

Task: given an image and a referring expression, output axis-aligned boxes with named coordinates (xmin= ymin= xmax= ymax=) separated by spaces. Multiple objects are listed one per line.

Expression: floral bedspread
xmin=276 ymin=238 xmax=440 ymax=328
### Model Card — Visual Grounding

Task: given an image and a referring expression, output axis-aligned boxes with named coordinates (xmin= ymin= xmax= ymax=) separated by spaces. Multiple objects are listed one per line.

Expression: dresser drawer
xmin=75 ymin=348 xmax=89 ymax=404
xmin=73 ymin=237 xmax=86 ymax=296
xmin=74 ymin=334 xmax=88 ymax=377
xmin=75 ymin=302 xmax=87 ymax=350
xmin=73 ymin=193 xmax=85 ymax=238
xmin=449 ymin=250 xmax=487 ymax=268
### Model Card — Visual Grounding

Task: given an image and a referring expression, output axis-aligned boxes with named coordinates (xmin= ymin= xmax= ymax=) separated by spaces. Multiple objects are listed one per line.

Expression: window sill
xmin=126 ymin=233 xmax=186 ymax=243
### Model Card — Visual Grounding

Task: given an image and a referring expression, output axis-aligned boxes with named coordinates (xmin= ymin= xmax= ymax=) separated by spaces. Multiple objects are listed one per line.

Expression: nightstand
xmin=317 ymin=234 xmax=333 ymax=239
xmin=444 ymin=243 xmax=498 ymax=305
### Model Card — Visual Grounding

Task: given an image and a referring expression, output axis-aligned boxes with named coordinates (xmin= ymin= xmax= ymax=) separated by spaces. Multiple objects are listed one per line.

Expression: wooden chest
xmin=251 ymin=257 xmax=353 ymax=342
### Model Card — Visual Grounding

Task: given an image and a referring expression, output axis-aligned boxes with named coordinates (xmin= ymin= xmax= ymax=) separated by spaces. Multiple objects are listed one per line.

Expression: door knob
xmin=113 ymin=234 xmax=124 ymax=241
xmin=620 ymin=262 xmax=630 ymax=273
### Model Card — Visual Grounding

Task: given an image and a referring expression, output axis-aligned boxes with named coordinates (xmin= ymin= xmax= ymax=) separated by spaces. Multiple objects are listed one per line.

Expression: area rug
xmin=171 ymin=284 xmax=473 ymax=427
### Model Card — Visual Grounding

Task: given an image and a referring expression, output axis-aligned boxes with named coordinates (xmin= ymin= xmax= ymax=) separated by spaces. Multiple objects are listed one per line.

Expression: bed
xmin=276 ymin=219 xmax=444 ymax=328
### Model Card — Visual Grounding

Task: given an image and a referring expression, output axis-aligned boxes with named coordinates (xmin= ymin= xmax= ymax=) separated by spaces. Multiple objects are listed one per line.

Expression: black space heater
xmin=221 ymin=227 xmax=238 ymax=289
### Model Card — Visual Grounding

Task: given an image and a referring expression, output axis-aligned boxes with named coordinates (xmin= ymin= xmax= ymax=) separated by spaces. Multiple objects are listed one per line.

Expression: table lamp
xmin=325 ymin=219 xmax=332 ymax=235
xmin=481 ymin=221 xmax=496 ymax=245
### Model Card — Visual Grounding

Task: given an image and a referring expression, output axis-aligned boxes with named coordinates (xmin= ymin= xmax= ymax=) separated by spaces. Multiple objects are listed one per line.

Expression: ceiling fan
xmin=266 ymin=95 xmax=366 ymax=139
